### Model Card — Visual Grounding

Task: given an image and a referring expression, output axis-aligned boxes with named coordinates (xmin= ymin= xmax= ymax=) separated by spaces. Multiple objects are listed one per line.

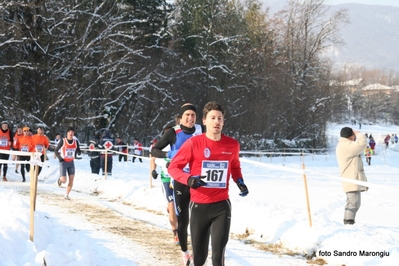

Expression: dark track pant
xmin=190 ymin=199 xmax=231 ymax=266
xmin=90 ymin=157 xmax=101 ymax=174
xmin=173 ymin=180 xmax=191 ymax=252
xmin=18 ymin=156 xmax=31 ymax=181
xmin=0 ymin=153 xmax=10 ymax=177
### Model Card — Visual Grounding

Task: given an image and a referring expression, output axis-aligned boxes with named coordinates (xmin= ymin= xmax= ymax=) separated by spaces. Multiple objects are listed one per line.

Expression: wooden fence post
xmin=301 ymin=154 xmax=312 ymax=227
xmin=29 ymin=153 xmax=35 ymax=241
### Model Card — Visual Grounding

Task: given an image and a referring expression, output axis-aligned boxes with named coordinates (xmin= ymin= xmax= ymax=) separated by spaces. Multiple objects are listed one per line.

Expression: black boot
xmin=151 ymin=170 xmax=158 ymax=179
xmin=344 ymin=219 xmax=355 ymax=225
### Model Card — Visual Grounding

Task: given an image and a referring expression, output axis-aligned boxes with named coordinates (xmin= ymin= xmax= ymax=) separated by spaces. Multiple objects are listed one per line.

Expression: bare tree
xmin=0 ymin=0 xmax=173 ymax=142
xmin=270 ymin=0 xmax=349 ymax=146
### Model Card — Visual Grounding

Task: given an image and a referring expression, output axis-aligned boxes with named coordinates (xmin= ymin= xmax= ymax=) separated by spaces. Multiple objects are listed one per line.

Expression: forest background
xmin=1 ymin=0 xmax=399 ymax=150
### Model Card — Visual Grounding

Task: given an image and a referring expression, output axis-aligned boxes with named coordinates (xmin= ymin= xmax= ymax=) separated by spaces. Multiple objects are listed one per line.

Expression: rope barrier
xmin=240 ymin=157 xmax=399 ymax=193
xmin=0 ymin=151 xmax=45 ymax=166
xmin=0 ymin=150 xmax=42 ymax=156
xmin=80 ymin=148 xmax=150 ymax=161
xmin=1 ymin=149 xmax=396 ymax=191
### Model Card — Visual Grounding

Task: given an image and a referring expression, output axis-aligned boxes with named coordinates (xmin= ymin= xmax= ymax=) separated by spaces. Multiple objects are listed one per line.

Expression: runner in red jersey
xmin=31 ymin=126 xmax=50 ymax=176
xmin=168 ymin=101 xmax=249 ymax=266
xmin=14 ymin=126 xmax=34 ymax=182
xmin=0 ymin=121 xmax=13 ymax=181
xmin=55 ymin=127 xmax=81 ymax=200
xmin=12 ymin=125 xmax=23 ymax=173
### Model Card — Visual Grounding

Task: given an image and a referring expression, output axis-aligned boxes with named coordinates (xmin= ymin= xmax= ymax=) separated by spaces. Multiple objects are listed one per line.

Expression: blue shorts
xmin=162 ymin=182 xmax=174 ymax=203
xmin=59 ymin=161 xmax=75 ymax=177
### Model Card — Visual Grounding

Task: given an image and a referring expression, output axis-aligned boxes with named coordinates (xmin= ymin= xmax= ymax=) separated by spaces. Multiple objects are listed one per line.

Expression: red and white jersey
xmin=134 ymin=142 xmax=143 ymax=155
xmin=15 ymin=136 xmax=34 ymax=153
xmin=59 ymin=138 xmax=78 ymax=162
xmin=168 ymin=134 xmax=243 ymax=204
xmin=0 ymin=130 xmax=12 ymax=150
xmin=31 ymin=134 xmax=50 ymax=154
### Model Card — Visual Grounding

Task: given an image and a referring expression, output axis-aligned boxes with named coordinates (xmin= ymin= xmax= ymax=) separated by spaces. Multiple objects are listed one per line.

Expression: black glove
xmin=59 ymin=158 xmax=64 ymax=163
xmin=151 ymin=170 xmax=158 ymax=179
xmin=236 ymin=178 xmax=249 ymax=197
xmin=187 ymin=175 xmax=207 ymax=189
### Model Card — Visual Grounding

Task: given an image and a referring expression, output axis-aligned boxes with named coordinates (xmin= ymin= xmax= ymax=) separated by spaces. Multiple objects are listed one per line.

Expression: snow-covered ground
xmin=1 ymin=123 xmax=398 ymax=266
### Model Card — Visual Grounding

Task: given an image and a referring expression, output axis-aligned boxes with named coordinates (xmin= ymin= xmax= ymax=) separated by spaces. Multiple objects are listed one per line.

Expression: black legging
xmin=37 ymin=154 xmax=45 ymax=175
xmin=173 ymin=180 xmax=191 ymax=252
xmin=18 ymin=155 xmax=31 ymax=180
xmin=0 ymin=153 xmax=10 ymax=177
xmin=189 ymin=200 xmax=231 ymax=266
xmin=118 ymin=154 xmax=127 ymax=162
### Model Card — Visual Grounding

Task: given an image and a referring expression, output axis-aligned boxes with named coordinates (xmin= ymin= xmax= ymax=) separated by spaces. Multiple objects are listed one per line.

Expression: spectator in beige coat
xmin=336 ymin=127 xmax=368 ymax=225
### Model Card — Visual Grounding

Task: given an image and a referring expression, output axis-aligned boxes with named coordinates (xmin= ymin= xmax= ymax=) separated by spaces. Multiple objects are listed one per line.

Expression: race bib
xmin=21 ymin=145 xmax=29 ymax=152
xmin=36 ymin=145 xmax=43 ymax=153
xmin=0 ymin=140 xmax=7 ymax=147
xmin=201 ymin=160 xmax=228 ymax=188
xmin=65 ymin=148 xmax=76 ymax=159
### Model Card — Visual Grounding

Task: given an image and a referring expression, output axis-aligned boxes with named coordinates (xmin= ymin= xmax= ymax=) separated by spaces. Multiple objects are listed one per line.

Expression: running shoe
xmin=57 ymin=178 xmax=62 ymax=187
xmin=182 ymin=251 xmax=192 ymax=266
xmin=2 ymin=176 xmax=7 ymax=181
xmin=15 ymin=170 xmax=19 ymax=174
xmin=173 ymin=230 xmax=179 ymax=245
xmin=174 ymin=234 xmax=180 ymax=245
xmin=64 ymin=194 xmax=70 ymax=200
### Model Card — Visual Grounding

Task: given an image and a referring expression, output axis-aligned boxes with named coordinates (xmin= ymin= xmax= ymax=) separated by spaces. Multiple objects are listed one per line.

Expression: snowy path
xmin=6 ymin=181 xmax=310 ymax=266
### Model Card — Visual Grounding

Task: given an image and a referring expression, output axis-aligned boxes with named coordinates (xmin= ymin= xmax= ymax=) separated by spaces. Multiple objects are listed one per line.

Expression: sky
xmin=327 ymin=0 xmax=399 ymax=7
xmin=263 ymin=0 xmax=399 ymax=8
xmin=1 ymin=123 xmax=399 ymax=265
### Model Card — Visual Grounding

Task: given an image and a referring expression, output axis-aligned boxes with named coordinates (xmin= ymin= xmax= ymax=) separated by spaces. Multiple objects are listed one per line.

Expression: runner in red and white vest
xmin=55 ymin=127 xmax=81 ymax=200
xmin=0 ymin=121 xmax=14 ymax=181
xmin=132 ymin=138 xmax=143 ymax=163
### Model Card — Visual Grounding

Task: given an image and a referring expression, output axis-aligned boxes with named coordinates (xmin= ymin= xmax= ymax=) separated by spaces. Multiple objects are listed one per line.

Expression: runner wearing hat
xmin=14 ymin=126 xmax=34 ymax=182
xmin=31 ymin=126 xmax=50 ymax=176
xmin=151 ymin=103 xmax=204 ymax=265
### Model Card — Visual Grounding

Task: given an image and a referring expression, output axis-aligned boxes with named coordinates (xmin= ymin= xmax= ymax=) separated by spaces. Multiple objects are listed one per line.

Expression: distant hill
xmin=264 ymin=1 xmax=399 ymax=71
xmin=328 ymin=4 xmax=399 ymax=71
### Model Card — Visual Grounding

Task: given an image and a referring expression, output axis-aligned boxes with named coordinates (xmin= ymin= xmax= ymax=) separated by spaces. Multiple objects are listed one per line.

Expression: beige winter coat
xmin=336 ymin=133 xmax=368 ymax=193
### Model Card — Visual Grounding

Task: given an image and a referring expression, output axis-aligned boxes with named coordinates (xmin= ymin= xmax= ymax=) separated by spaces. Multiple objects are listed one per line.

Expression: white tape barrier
xmin=80 ymin=148 xmax=150 ymax=161
xmin=0 ymin=150 xmax=41 ymax=156
xmin=240 ymin=157 xmax=399 ymax=193
xmin=240 ymin=151 xmax=307 ymax=156
xmin=0 ymin=150 xmax=45 ymax=166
